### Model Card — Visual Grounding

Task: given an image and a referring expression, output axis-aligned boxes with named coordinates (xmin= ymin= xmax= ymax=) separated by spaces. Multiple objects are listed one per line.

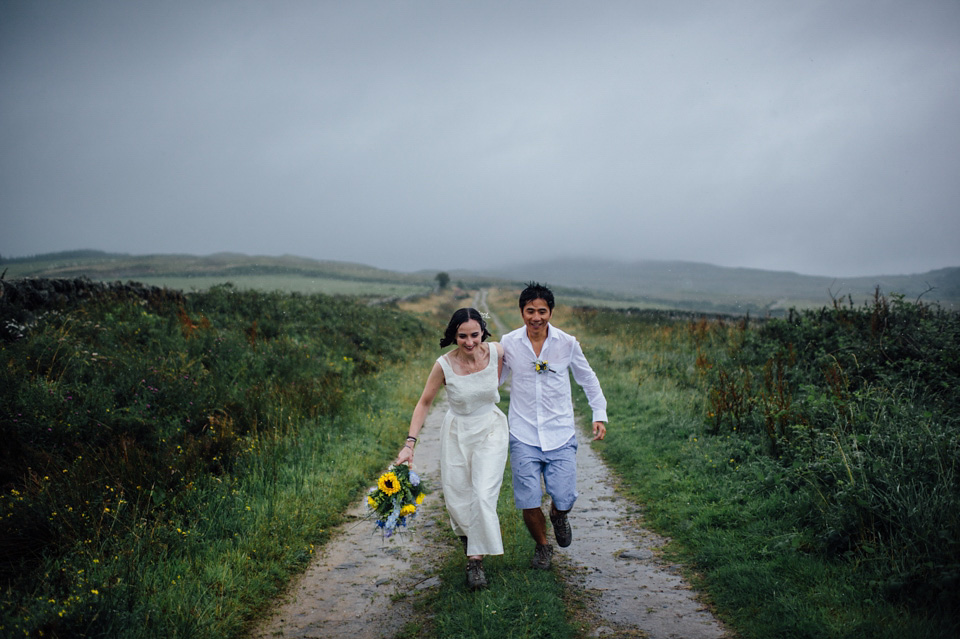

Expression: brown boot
xmin=550 ymin=510 xmax=572 ymax=548
xmin=531 ymin=544 xmax=553 ymax=570
xmin=466 ymin=558 xmax=488 ymax=590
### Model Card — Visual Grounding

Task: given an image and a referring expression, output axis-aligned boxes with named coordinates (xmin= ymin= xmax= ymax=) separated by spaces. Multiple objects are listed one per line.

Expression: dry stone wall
xmin=0 ymin=277 xmax=184 ymax=340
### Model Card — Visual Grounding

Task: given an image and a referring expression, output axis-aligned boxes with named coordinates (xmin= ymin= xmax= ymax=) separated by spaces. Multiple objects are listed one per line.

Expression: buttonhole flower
xmin=534 ymin=359 xmax=555 ymax=374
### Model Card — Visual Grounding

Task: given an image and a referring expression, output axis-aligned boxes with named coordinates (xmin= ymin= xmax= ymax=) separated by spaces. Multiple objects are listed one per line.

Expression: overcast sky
xmin=2 ymin=1 xmax=958 ymax=277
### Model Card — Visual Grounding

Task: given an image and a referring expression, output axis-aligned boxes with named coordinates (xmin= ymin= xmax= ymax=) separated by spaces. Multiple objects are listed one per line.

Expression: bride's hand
xmin=396 ymin=445 xmax=414 ymax=466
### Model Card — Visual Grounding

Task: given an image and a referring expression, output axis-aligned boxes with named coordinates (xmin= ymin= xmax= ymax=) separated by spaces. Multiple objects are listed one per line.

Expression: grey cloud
xmin=2 ymin=0 xmax=958 ymax=276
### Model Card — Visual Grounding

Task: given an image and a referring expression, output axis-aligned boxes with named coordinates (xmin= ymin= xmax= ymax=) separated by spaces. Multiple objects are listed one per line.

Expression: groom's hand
xmin=592 ymin=421 xmax=606 ymax=441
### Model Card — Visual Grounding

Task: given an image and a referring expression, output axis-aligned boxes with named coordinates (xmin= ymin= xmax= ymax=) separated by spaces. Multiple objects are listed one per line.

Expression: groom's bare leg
xmin=522 ymin=507 xmax=549 ymax=545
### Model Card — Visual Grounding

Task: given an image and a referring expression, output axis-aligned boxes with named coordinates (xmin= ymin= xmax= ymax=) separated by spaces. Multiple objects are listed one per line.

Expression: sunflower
xmin=367 ymin=464 xmax=426 ymax=537
xmin=377 ymin=471 xmax=401 ymax=496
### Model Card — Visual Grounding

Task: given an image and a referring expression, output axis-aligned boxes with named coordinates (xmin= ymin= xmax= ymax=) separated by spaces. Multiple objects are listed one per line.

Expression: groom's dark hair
xmin=518 ymin=282 xmax=554 ymax=310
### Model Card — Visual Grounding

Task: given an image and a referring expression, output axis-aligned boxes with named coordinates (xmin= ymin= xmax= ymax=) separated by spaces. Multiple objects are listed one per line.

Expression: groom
xmin=499 ymin=282 xmax=608 ymax=569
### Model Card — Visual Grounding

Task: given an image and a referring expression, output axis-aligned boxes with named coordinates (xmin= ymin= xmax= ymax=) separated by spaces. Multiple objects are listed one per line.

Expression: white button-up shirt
xmin=500 ymin=323 xmax=607 ymax=451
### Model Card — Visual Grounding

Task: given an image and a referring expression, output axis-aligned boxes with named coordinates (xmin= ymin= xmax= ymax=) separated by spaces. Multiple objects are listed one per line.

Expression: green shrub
xmin=570 ymin=298 xmax=960 ymax=636
xmin=0 ymin=286 xmax=428 ymax=637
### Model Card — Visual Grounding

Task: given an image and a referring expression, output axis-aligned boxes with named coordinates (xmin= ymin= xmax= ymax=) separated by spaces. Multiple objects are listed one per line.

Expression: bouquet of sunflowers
xmin=367 ymin=464 xmax=425 ymax=537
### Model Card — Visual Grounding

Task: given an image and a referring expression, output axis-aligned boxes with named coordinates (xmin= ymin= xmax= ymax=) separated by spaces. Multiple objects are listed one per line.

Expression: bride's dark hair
xmin=440 ymin=308 xmax=491 ymax=348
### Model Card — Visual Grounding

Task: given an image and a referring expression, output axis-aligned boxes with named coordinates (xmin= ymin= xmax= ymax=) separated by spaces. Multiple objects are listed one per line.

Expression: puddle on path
xmin=253 ymin=291 xmax=728 ymax=638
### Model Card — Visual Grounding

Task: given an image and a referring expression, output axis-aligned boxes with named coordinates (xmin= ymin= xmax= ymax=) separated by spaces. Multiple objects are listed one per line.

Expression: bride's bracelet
xmin=404 ymin=436 xmax=417 ymax=449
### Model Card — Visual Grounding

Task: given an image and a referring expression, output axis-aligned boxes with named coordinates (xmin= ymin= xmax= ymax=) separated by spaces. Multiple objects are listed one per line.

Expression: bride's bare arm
xmin=396 ymin=362 xmax=445 ymax=464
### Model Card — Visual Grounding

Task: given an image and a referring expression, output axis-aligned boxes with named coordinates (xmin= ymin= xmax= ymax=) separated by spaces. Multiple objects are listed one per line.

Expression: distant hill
xmin=3 ymin=251 xmax=957 ymax=314
xmin=1 ymin=250 xmax=427 ymax=283
xmin=0 ymin=251 xmax=503 ymax=301
xmin=472 ymin=258 xmax=960 ymax=314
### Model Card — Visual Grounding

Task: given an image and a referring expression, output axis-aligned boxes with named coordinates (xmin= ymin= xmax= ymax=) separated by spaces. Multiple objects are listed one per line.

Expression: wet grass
xmin=0 ymin=286 xmax=433 ymax=638
xmin=569 ymin=298 xmax=960 ymax=638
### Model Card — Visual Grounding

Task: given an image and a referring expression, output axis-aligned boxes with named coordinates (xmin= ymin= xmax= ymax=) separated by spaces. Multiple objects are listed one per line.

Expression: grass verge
xmin=567 ymin=301 xmax=959 ymax=639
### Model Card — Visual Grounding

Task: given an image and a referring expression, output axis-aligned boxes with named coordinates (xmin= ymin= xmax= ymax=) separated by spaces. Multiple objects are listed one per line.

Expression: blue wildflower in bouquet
xmin=366 ymin=464 xmax=425 ymax=537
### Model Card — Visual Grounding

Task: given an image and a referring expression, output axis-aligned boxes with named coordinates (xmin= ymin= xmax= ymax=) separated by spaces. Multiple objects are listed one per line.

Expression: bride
xmin=396 ymin=307 xmax=508 ymax=591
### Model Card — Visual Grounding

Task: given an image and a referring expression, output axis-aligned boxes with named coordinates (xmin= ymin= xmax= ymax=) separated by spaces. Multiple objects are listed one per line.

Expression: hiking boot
xmin=531 ymin=543 xmax=553 ymax=570
xmin=466 ymin=558 xmax=488 ymax=590
xmin=550 ymin=510 xmax=572 ymax=548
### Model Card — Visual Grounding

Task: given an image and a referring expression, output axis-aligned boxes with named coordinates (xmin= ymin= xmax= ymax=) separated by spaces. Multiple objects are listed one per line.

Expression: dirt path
xmin=251 ymin=399 xmax=451 ymax=639
xmin=559 ymin=429 xmax=727 ymax=638
xmin=252 ymin=291 xmax=728 ymax=639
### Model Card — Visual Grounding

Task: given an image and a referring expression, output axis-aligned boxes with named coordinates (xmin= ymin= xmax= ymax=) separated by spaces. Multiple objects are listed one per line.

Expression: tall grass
xmin=569 ymin=295 xmax=960 ymax=638
xmin=1 ymin=285 xmax=431 ymax=638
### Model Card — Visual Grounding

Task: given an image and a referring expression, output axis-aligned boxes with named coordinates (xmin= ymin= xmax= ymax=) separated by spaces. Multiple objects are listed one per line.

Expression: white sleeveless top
xmin=436 ymin=343 xmax=501 ymax=418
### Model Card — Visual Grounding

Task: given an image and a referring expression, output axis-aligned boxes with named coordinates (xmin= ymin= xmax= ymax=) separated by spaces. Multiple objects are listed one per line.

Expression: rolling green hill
xmin=3 ymin=251 xmax=957 ymax=314
xmin=0 ymin=251 xmax=444 ymax=300
xmin=2 ymin=250 xmax=420 ymax=282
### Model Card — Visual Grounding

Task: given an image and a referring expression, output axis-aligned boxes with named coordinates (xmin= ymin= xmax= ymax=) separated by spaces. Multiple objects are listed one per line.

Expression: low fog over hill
xmin=3 ymin=251 xmax=958 ymax=315
xmin=473 ymin=258 xmax=960 ymax=313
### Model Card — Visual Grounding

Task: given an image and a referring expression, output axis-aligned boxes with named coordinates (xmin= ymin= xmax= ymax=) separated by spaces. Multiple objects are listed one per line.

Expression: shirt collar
xmin=521 ymin=323 xmax=555 ymax=351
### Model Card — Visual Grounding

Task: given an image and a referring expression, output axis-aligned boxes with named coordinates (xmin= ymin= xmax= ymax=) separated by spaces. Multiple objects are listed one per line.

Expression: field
xmin=2 ymin=277 xmax=958 ymax=638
